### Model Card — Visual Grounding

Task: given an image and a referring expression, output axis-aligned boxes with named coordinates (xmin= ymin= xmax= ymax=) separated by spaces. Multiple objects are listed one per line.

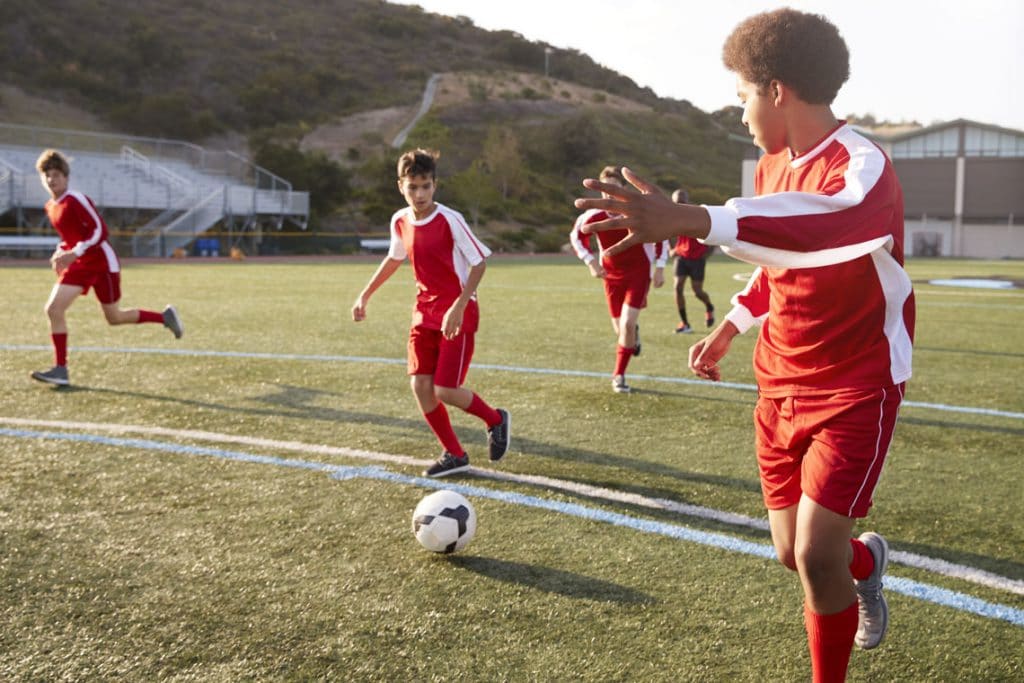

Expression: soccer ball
xmin=412 ymin=489 xmax=477 ymax=553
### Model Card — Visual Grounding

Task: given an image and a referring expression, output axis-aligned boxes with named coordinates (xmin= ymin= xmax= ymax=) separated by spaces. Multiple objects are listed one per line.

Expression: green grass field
xmin=1 ymin=255 xmax=1022 ymax=681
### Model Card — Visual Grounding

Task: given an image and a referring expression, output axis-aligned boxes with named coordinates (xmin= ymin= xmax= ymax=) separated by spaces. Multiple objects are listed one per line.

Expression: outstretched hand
xmin=574 ymin=167 xmax=710 ymax=258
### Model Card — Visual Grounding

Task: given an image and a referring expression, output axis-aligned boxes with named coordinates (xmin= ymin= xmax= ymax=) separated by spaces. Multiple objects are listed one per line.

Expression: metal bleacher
xmin=0 ymin=123 xmax=310 ymax=256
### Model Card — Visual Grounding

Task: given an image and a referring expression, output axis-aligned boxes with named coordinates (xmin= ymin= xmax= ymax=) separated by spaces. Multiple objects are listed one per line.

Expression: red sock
xmin=423 ymin=404 xmax=464 ymax=456
xmin=804 ymin=602 xmax=858 ymax=683
xmin=137 ymin=309 xmax=163 ymax=324
xmin=465 ymin=392 xmax=501 ymax=427
xmin=849 ymin=538 xmax=875 ymax=581
xmin=613 ymin=345 xmax=633 ymax=376
xmin=52 ymin=333 xmax=68 ymax=367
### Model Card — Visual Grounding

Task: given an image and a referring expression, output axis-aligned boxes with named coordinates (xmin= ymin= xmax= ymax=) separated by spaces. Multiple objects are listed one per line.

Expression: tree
xmin=480 ymin=126 xmax=526 ymax=201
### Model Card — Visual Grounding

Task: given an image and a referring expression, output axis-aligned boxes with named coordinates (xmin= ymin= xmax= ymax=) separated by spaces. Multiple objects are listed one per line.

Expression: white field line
xmin=4 ymin=344 xmax=1023 ymax=420
xmin=3 ymin=416 xmax=1022 ymax=598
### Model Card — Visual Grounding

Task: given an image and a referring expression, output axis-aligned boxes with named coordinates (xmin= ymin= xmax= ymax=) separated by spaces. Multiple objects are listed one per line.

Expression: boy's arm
xmin=352 ymin=257 xmax=402 ymax=322
xmin=442 ymin=261 xmax=486 ymax=339
xmin=569 ymin=213 xmax=605 ymax=278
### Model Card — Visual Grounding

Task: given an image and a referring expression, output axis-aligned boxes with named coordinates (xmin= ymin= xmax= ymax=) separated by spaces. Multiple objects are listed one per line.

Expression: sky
xmin=388 ymin=0 xmax=1024 ymax=131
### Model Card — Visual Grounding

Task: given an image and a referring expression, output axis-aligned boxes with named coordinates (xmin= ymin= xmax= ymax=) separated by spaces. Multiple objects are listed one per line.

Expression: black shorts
xmin=674 ymin=257 xmax=706 ymax=281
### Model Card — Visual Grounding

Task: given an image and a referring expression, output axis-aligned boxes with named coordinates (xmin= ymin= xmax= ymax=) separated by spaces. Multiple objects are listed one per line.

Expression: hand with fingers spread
xmin=574 ymin=167 xmax=712 ymax=258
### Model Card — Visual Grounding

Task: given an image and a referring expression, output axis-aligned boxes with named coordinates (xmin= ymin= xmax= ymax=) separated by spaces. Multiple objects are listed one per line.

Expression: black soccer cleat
xmin=424 ymin=451 xmax=470 ymax=478
xmin=31 ymin=365 xmax=69 ymax=386
xmin=488 ymin=408 xmax=511 ymax=462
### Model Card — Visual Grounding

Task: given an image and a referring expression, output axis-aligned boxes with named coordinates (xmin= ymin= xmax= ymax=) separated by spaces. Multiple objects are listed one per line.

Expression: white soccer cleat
xmin=855 ymin=531 xmax=889 ymax=649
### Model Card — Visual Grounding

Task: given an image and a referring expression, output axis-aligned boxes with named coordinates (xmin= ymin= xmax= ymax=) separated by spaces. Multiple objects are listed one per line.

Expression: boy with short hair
xmin=352 ymin=148 xmax=510 ymax=477
xmin=31 ymin=149 xmax=183 ymax=387
xmin=570 ymin=165 xmax=668 ymax=393
xmin=669 ymin=188 xmax=715 ymax=334
xmin=575 ymin=9 xmax=913 ymax=682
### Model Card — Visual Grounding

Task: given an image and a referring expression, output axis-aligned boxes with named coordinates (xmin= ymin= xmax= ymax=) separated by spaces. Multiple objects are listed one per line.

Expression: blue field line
xmin=4 ymin=344 xmax=1023 ymax=420
xmin=2 ymin=426 xmax=1022 ymax=629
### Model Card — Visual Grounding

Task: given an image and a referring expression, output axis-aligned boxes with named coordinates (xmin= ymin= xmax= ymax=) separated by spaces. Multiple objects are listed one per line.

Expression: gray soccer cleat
xmin=611 ymin=374 xmax=632 ymax=393
xmin=855 ymin=531 xmax=890 ymax=649
xmin=31 ymin=365 xmax=69 ymax=386
xmin=163 ymin=305 xmax=184 ymax=339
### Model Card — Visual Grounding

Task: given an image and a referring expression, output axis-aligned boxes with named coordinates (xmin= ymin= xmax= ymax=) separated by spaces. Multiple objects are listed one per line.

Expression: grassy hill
xmin=0 ymin=0 xmax=751 ymax=249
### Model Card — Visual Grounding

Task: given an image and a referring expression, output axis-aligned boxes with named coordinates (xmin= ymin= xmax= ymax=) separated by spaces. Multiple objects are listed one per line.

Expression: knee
xmin=794 ymin=542 xmax=841 ymax=584
xmin=434 ymin=384 xmax=457 ymax=404
xmin=774 ymin=544 xmax=797 ymax=572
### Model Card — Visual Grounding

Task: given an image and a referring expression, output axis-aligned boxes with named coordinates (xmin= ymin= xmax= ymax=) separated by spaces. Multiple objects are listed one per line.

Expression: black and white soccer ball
xmin=412 ymin=490 xmax=477 ymax=553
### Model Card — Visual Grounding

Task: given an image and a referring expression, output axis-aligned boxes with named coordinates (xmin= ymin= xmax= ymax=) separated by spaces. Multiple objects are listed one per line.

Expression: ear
xmin=769 ymin=80 xmax=786 ymax=107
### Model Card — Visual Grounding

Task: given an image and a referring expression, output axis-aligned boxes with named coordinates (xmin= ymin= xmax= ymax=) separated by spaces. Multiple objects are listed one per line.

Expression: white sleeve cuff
xmin=72 ymin=243 xmax=86 ymax=257
xmin=724 ymin=305 xmax=759 ymax=334
xmin=701 ymin=205 xmax=739 ymax=247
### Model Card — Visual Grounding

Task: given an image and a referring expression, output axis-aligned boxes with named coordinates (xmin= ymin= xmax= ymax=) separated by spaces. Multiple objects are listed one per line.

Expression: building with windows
xmin=739 ymin=119 xmax=1024 ymax=258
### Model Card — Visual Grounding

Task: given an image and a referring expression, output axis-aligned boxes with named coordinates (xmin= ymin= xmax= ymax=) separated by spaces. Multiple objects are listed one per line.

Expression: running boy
xmin=31 ymin=149 xmax=183 ymax=387
xmin=574 ymin=10 xmax=913 ymax=682
xmin=669 ymin=189 xmax=715 ymax=334
xmin=570 ymin=165 xmax=668 ymax=393
xmin=351 ymin=149 xmax=510 ymax=477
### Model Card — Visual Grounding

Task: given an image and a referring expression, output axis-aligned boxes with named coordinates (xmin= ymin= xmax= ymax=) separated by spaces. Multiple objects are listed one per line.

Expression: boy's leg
xmin=796 ymin=496 xmax=859 ymax=683
xmin=32 ymin=284 xmax=80 ymax=385
xmin=413 ymin=374 xmax=465 ymax=458
xmin=691 ymin=277 xmax=715 ymax=326
xmin=433 ymin=332 xmax=510 ymax=462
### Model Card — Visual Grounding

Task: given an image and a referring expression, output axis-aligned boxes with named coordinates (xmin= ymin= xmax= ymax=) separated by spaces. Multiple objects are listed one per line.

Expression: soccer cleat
xmin=424 ymin=451 xmax=470 ymax=478
xmin=675 ymin=322 xmax=692 ymax=334
xmin=31 ymin=365 xmax=70 ymax=386
xmin=705 ymin=306 xmax=715 ymax=327
xmin=487 ymin=408 xmax=511 ymax=462
xmin=611 ymin=374 xmax=632 ymax=393
xmin=163 ymin=305 xmax=184 ymax=339
xmin=854 ymin=531 xmax=890 ymax=650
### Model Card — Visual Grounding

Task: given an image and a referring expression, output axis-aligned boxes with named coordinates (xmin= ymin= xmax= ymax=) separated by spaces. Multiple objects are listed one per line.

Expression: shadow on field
xmin=915 ymin=345 xmax=1024 ymax=359
xmin=448 ymin=556 xmax=655 ymax=604
xmin=900 ymin=416 xmax=1024 ymax=437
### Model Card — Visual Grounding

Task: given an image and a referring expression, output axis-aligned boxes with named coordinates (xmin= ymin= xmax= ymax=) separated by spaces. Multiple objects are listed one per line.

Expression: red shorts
xmin=603 ymin=272 xmax=650 ymax=319
xmin=754 ymin=384 xmax=904 ymax=518
xmin=407 ymin=326 xmax=475 ymax=388
xmin=59 ymin=257 xmax=121 ymax=304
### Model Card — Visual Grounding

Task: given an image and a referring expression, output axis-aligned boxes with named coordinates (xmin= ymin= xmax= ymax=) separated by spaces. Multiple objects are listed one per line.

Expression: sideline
xmin=4 ymin=344 xmax=1023 ymax=421
xmin=1 ymin=424 xmax=1021 ymax=629
xmin=2 ymin=417 xmax=1022 ymax=601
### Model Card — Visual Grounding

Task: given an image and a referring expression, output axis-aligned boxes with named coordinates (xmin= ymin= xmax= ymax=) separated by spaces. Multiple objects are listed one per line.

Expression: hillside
xmin=0 ymin=0 xmax=751 ymax=249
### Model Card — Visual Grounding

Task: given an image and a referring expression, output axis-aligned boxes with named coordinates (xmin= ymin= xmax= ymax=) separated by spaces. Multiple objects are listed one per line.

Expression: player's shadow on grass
xmin=448 ymin=556 xmax=655 ymax=605
xmin=899 ymin=416 xmax=1024 ymax=437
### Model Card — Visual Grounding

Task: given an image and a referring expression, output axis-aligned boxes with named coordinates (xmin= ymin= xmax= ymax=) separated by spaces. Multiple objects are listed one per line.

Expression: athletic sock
xmin=52 ymin=332 xmax=68 ymax=367
xmin=614 ymin=345 xmax=632 ymax=376
xmin=423 ymin=403 xmax=464 ymax=456
xmin=678 ymin=305 xmax=688 ymax=324
xmin=137 ymin=309 xmax=163 ymax=324
xmin=465 ymin=392 xmax=501 ymax=427
xmin=849 ymin=537 xmax=875 ymax=581
xmin=804 ymin=601 xmax=858 ymax=683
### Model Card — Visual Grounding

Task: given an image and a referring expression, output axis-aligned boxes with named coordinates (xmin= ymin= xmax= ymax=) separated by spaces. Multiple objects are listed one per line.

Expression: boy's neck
xmin=412 ymin=202 xmax=437 ymax=221
xmin=786 ymin=105 xmax=841 ymax=157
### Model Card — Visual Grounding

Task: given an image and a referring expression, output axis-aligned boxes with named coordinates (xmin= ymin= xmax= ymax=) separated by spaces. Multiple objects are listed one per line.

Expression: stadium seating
xmin=0 ymin=123 xmax=309 ymax=256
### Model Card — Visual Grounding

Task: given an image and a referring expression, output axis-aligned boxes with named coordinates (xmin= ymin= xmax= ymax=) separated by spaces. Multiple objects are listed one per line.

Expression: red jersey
xmin=45 ymin=190 xmax=120 ymax=272
xmin=704 ymin=122 xmax=915 ymax=397
xmin=388 ymin=203 xmax=491 ymax=331
xmin=674 ymin=235 xmax=708 ymax=260
xmin=570 ymin=209 xmax=668 ymax=277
